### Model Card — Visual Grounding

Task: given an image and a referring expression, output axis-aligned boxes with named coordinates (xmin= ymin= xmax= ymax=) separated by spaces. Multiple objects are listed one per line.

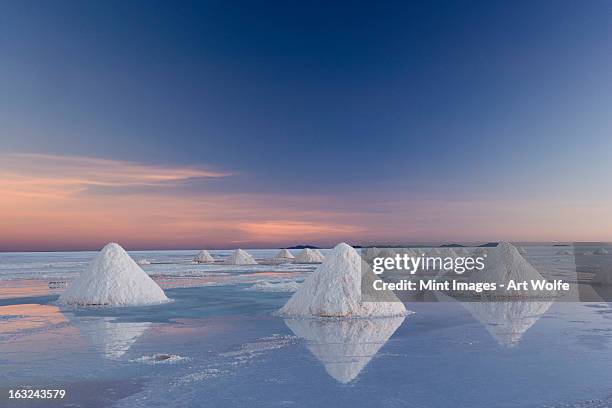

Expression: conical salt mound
xmin=278 ymin=243 xmax=407 ymax=318
xmin=284 ymin=316 xmax=405 ymax=383
xmin=556 ymin=250 xmax=572 ymax=255
xmin=274 ymin=249 xmax=295 ymax=260
xmin=469 ymin=241 xmax=555 ymax=298
xmin=59 ymin=243 xmax=169 ymax=306
xmin=594 ymin=248 xmax=609 ymax=255
xmin=225 ymin=249 xmax=257 ymax=265
xmin=194 ymin=250 xmax=214 ymax=263
xmin=294 ymin=248 xmax=324 ymax=263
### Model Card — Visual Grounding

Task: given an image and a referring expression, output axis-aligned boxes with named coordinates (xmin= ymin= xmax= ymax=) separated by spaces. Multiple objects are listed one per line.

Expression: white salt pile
xmin=294 ymin=248 xmax=324 ymax=263
xmin=278 ymin=243 xmax=407 ymax=318
xmin=225 ymin=249 xmax=257 ymax=265
xmin=594 ymin=248 xmax=609 ymax=255
xmin=556 ymin=250 xmax=572 ymax=255
xmin=137 ymin=259 xmax=151 ymax=265
xmin=468 ymin=241 xmax=555 ymax=298
xmin=194 ymin=250 xmax=214 ymax=263
xmin=274 ymin=249 xmax=295 ymax=260
xmin=59 ymin=243 xmax=169 ymax=306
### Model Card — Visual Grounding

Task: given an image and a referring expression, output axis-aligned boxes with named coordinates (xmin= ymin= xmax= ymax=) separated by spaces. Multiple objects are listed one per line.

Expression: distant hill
xmin=478 ymin=242 xmax=499 ymax=247
xmin=285 ymin=245 xmax=320 ymax=249
xmin=440 ymin=244 xmax=466 ymax=248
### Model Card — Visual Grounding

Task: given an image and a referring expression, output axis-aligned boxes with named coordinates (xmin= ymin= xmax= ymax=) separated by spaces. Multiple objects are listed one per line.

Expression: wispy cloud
xmin=0 ymin=153 xmax=233 ymax=199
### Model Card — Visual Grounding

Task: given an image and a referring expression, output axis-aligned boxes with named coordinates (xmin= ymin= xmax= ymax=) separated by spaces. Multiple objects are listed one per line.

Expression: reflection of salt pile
xmin=594 ymin=248 xmax=609 ymax=255
xmin=72 ymin=317 xmax=151 ymax=359
xmin=294 ymin=248 xmax=324 ymax=263
xmin=470 ymin=242 xmax=555 ymax=298
xmin=225 ymin=249 xmax=257 ymax=265
xmin=461 ymin=301 xmax=552 ymax=348
xmin=194 ymin=250 xmax=214 ymax=263
xmin=285 ymin=316 xmax=404 ymax=383
xmin=278 ymin=243 xmax=406 ymax=317
xmin=137 ymin=259 xmax=151 ymax=265
xmin=274 ymin=249 xmax=295 ymax=261
xmin=59 ymin=243 xmax=169 ymax=306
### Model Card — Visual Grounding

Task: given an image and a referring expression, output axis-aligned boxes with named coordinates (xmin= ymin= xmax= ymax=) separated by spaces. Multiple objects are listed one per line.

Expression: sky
xmin=1 ymin=0 xmax=611 ymax=251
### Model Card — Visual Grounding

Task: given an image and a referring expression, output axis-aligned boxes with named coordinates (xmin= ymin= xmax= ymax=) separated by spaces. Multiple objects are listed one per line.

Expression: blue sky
xmin=1 ymin=0 xmax=611 ymax=250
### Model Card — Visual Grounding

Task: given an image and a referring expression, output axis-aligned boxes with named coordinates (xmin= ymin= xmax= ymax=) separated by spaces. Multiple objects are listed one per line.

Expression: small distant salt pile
xmin=594 ymin=248 xmax=609 ymax=255
xmin=468 ymin=242 xmax=555 ymax=298
xmin=194 ymin=250 xmax=214 ymax=263
xmin=225 ymin=249 xmax=258 ymax=265
xmin=556 ymin=250 xmax=572 ymax=255
xmin=274 ymin=249 xmax=295 ymax=261
xmin=278 ymin=243 xmax=407 ymax=318
xmin=294 ymin=248 xmax=324 ymax=263
xmin=59 ymin=243 xmax=169 ymax=306
xmin=137 ymin=259 xmax=151 ymax=265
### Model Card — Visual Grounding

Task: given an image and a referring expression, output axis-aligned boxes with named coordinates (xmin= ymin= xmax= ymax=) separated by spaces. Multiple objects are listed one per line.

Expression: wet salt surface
xmin=0 ymin=247 xmax=611 ymax=407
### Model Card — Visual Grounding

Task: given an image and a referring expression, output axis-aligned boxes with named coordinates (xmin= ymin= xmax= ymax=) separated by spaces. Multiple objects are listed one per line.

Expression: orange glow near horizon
xmin=2 ymin=152 xmax=612 ymax=251
xmin=0 ymin=153 xmax=367 ymax=250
